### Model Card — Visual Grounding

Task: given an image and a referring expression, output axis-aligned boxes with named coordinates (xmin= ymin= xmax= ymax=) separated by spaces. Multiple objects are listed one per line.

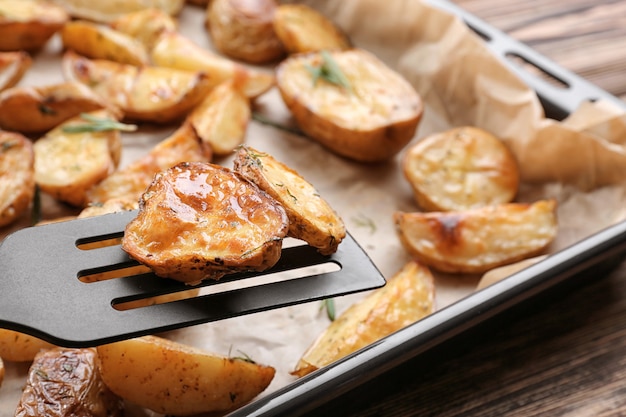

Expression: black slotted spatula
xmin=0 ymin=209 xmax=385 ymax=347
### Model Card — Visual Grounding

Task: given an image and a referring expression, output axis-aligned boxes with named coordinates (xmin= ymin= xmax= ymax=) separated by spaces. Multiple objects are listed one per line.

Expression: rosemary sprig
xmin=228 ymin=346 xmax=257 ymax=364
xmin=252 ymin=112 xmax=303 ymax=136
xmin=320 ymin=298 xmax=336 ymax=321
xmin=62 ymin=113 xmax=138 ymax=134
xmin=306 ymin=50 xmax=352 ymax=92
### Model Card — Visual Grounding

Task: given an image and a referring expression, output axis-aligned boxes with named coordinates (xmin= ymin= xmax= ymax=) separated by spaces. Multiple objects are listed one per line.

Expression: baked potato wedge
xmin=0 ymin=0 xmax=68 ymax=51
xmin=62 ymin=51 xmax=213 ymax=124
xmin=273 ymin=4 xmax=351 ymax=54
xmin=0 ymin=329 xmax=56 ymax=362
xmin=50 ymin=0 xmax=184 ymax=23
xmin=0 ymin=51 xmax=32 ymax=92
xmin=34 ymin=110 xmax=124 ymax=207
xmin=276 ymin=49 xmax=423 ymax=162
xmin=293 ymin=260 xmax=435 ymax=377
xmin=234 ymin=146 xmax=346 ymax=255
xmin=86 ymin=122 xmax=212 ymax=205
xmin=403 ymin=126 xmax=520 ymax=212
xmin=110 ymin=7 xmax=177 ymax=50
xmin=394 ymin=200 xmax=559 ymax=274
xmin=206 ymin=0 xmax=284 ymax=64
xmin=0 ymin=131 xmax=35 ymax=227
xmin=151 ymin=29 xmax=275 ymax=98
xmin=14 ymin=347 xmax=124 ymax=417
xmin=187 ymin=81 xmax=250 ymax=156
xmin=61 ymin=20 xmax=149 ymax=66
xmin=97 ymin=335 xmax=275 ymax=415
xmin=0 ymin=81 xmax=111 ymax=134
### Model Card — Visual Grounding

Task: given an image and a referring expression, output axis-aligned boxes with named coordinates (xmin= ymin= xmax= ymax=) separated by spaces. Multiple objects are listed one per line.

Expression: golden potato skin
xmin=0 ymin=131 xmax=35 ymax=227
xmin=273 ymin=4 xmax=351 ymax=54
xmin=403 ymin=126 xmax=520 ymax=211
xmin=50 ymin=0 xmax=185 ymax=23
xmin=0 ymin=51 xmax=32 ymax=92
xmin=276 ymin=49 xmax=423 ymax=162
xmin=206 ymin=0 xmax=285 ymax=64
xmin=122 ymin=161 xmax=289 ymax=284
xmin=14 ymin=347 xmax=124 ymax=417
xmin=0 ymin=0 xmax=69 ymax=52
xmin=0 ymin=82 xmax=110 ymax=134
xmin=394 ymin=200 xmax=559 ymax=274
xmin=0 ymin=329 xmax=56 ymax=362
xmin=293 ymin=260 xmax=435 ymax=377
xmin=110 ymin=7 xmax=177 ymax=50
xmin=234 ymin=146 xmax=346 ymax=255
xmin=97 ymin=336 xmax=275 ymax=415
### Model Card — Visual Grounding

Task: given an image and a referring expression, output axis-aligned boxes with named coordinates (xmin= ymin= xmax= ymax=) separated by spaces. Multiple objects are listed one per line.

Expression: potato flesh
xmin=14 ymin=347 xmax=124 ymax=417
xmin=394 ymin=200 xmax=558 ymax=274
xmin=97 ymin=335 xmax=275 ymax=415
xmin=0 ymin=131 xmax=35 ymax=227
xmin=50 ymin=0 xmax=185 ymax=23
xmin=293 ymin=261 xmax=435 ymax=377
xmin=234 ymin=146 xmax=346 ymax=255
xmin=403 ymin=126 xmax=520 ymax=211
xmin=0 ymin=51 xmax=32 ymax=92
xmin=0 ymin=329 xmax=56 ymax=362
xmin=122 ymin=161 xmax=289 ymax=283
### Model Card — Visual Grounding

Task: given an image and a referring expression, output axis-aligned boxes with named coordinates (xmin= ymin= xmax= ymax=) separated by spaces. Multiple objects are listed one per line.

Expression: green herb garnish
xmin=352 ymin=214 xmax=377 ymax=234
xmin=228 ymin=347 xmax=257 ymax=364
xmin=320 ymin=298 xmax=336 ymax=321
xmin=306 ymin=50 xmax=352 ymax=92
xmin=62 ymin=113 xmax=137 ymax=133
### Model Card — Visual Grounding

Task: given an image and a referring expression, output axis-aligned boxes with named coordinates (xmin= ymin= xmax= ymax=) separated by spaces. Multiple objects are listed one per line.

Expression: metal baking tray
xmin=226 ymin=1 xmax=626 ymax=415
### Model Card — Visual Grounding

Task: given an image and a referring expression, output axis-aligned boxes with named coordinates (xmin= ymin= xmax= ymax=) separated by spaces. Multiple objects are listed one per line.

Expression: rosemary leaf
xmin=321 ymin=298 xmax=336 ymax=321
xmin=306 ymin=50 xmax=352 ymax=92
xmin=62 ymin=113 xmax=138 ymax=134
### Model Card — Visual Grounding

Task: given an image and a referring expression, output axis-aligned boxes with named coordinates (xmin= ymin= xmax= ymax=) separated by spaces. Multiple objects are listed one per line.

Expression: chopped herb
xmin=352 ymin=214 xmax=377 ymax=234
xmin=62 ymin=363 xmax=74 ymax=372
xmin=276 ymin=183 xmax=297 ymax=202
xmin=38 ymin=104 xmax=56 ymax=115
xmin=228 ymin=346 xmax=257 ymax=364
xmin=35 ymin=369 xmax=49 ymax=380
xmin=62 ymin=113 xmax=137 ymax=133
xmin=252 ymin=112 xmax=304 ymax=136
xmin=1 ymin=141 xmax=16 ymax=152
xmin=320 ymin=298 xmax=336 ymax=321
xmin=306 ymin=50 xmax=352 ymax=92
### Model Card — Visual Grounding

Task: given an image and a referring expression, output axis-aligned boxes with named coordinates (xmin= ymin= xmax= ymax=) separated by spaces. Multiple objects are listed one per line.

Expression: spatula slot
xmin=78 ymin=263 xmax=152 ymax=283
xmin=76 ymin=232 xmax=125 ymax=250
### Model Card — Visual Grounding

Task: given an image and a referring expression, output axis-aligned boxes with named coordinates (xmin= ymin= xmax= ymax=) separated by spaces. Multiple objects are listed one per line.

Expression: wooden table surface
xmin=300 ymin=1 xmax=626 ymax=416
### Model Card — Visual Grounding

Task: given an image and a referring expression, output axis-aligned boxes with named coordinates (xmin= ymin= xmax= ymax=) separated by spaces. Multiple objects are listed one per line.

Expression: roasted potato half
xmin=394 ymin=200 xmax=558 ymax=274
xmin=0 ymin=81 xmax=111 ymax=134
xmin=273 ymin=4 xmax=351 ymax=54
xmin=206 ymin=0 xmax=285 ymax=64
xmin=50 ymin=0 xmax=184 ymax=23
xmin=86 ymin=122 xmax=212 ymax=205
xmin=0 ymin=329 xmax=56 ymax=362
xmin=110 ymin=7 xmax=177 ymax=50
xmin=61 ymin=20 xmax=149 ymax=66
xmin=0 ymin=0 xmax=69 ymax=51
xmin=97 ymin=335 xmax=276 ymax=415
xmin=63 ymin=52 xmax=213 ymax=124
xmin=34 ymin=111 xmax=123 ymax=207
xmin=14 ymin=347 xmax=124 ymax=417
xmin=403 ymin=126 xmax=520 ymax=212
xmin=122 ymin=161 xmax=289 ymax=284
xmin=293 ymin=260 xmax=435 ymax=377
xmin=234 ymin=146 xmax=346 ymax=255
xmin=0 ymin=51 xmax=32 ymax=92
xmin=277 ymin=49 xmax=423 ymax=162
xmin=0 ymin=131 xmax=35 ymax=227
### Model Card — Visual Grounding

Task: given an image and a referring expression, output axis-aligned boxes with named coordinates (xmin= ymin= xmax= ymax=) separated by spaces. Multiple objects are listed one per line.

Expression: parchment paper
xmin=1 ymin=1 xmax=625 ymax=415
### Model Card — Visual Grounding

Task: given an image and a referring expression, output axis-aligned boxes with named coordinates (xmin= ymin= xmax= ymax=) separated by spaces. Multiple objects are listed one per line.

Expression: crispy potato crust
xmin=394 ymin=200 xmax=558 ymax=274
xmin=276 ymin=48 xmax=423 ymax=162
xmin=403 ymin=126 xmax=520 ymax=211
xmin=0 ymin=0 xmax=69 ymax=51
xmin=0 ymin=51 xmax=32 ymax=92
xmin=122 ymin=161 xmax=289 ymax=284
xmin=14 ymin=347 xmax=124 ymax=417
xmin=0 ymin=131 xmax=35 ymax=227
xmin=234 ymin=146 xmax=346 ymax=255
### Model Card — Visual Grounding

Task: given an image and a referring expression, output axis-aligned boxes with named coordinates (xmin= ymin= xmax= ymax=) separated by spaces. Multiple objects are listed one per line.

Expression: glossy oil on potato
xmin=0 ymin=131 xmax=35 ymax=227
xmin=97 ymin=335 xmax=276 ymax=415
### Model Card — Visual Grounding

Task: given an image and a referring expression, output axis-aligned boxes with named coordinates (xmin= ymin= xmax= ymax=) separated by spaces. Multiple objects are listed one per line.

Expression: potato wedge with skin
xmin=403 ymin=126 xmax=520 ymax=212
xmin=188 ymin=81 xmax=250 ymax=156
xmin=86 ymin=122 xmax=212 ymax=205
xmin=206 ymin=0 xmax=285 ymax=64
xmin=50 ymin=0 xmax=184 ymax=23
xmin=0 ymin=82 xmax=111 ymax=134
xmin=97 ymin=335 xmax=275 ymax=415
xmin=0 ymin=329 xmax=56 ymax=362
xmin=61 ymin=20 xmax=149 ymax=66
xmin=63 ymin=52 xmax=213 ymax=124
xmin=276 ymin=49 xmax=423 ymax=162
xmin=14 ymin=347 xmax=124 ymax=417
xmin=0 ymin=51 xmax=32 ymax=92
xmin=0 ymin=0 xmax=69 ymax=52
xmin=273 ymin=4 xmax=351 ymax=54
xmin=394 ymin=200 xmax=558 ymax=274
xmin=151 ymin=29 xmax=275 ymax=99
xmin=122 ymin=161 xmax=289 ymax=284
xmin=293 ymin=261 xmax=435 ymax=377
xmin=0 ymin=131 xmax=35 ymax=227
xmin=34 ymin=110 xmax=123 ymax=207
xmin=110 ymin=7 xmax=177 ymax=50
xmin=234 ymin=146 xmax=346 ymax=255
